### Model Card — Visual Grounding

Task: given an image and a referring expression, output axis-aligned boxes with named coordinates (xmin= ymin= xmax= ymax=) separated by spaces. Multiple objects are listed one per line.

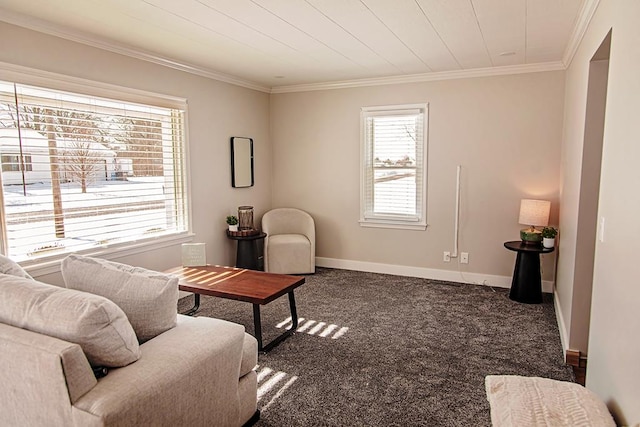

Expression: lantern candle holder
xmin=238 ymin=206 xmax=254 ymax=230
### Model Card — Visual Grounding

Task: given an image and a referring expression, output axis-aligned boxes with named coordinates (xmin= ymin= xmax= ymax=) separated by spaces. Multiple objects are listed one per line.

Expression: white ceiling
xmin=0 ymin=0 xmax=587 ymax=91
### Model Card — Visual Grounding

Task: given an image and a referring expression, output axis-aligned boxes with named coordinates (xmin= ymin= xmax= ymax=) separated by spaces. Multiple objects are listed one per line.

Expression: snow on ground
xmin=2 ymin=177 xmax=172 ymax=260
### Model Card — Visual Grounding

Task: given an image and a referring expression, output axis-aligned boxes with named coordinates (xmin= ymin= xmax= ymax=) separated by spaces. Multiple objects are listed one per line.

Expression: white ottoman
xmin=485 ymin=375 xmax=616 ymax=426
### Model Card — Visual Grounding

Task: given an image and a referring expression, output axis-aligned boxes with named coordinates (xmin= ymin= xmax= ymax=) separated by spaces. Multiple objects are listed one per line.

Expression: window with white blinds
xmin=0 ymin=81 xmax=188 ymax=262
xmin=360 ymin=104 xmax=428 ymax=229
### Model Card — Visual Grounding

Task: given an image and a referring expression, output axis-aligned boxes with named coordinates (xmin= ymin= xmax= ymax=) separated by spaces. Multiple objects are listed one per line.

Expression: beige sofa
xmin=0 ymin=255 xmax=259 ymax=426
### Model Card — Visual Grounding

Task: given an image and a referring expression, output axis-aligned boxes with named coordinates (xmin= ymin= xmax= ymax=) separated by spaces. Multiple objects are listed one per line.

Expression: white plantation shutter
xmin=0 ymin=81 xmax=188 ymax=261
xmin=360 ymin=104 xmax=427 ymax=229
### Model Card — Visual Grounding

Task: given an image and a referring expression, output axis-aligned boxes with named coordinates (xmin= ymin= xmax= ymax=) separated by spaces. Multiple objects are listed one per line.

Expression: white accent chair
xmin=262 ymin=208 xmax=315 ymax=274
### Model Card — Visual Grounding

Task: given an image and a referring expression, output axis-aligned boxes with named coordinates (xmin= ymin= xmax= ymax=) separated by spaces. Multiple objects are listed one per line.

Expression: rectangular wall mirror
xmin=230 ymin=136 xmax=254 ymax=188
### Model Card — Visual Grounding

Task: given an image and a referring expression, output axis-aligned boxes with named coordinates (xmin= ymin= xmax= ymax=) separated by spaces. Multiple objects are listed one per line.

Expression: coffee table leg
xmin=183 ymin=294 xmax=200 ymax=316
xmin=252 ymin=304 xmax=264 ymax=351
xmin=253 ymin=291 xmax=299 ymax=354
xmin=288 ymin=291 xmax=299 ymax=331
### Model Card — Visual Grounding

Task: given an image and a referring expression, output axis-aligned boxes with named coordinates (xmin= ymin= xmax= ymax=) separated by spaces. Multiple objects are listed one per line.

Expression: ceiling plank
xmin=254 ymin=0 xmax=397 ymax=76
xmin=194 ymin=0 xmax=357 ymax=68
xmin=362 ymin=0 xmax=460 ymax=72
xmin=471 ymin=0 xmax=526 ymax=67
xmin=526 ymin=0 xmax=584 ymax=62
xmin=145 ymin=0 xmax=303 ymax=57
xmin=306 ymin=0 xmax=428 ymax=74
xmin=414 ymin=0 xmax=493 ymax=69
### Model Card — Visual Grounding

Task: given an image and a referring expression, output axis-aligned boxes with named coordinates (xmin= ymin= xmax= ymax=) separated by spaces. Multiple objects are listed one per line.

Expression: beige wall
xmin=0 ymin=22 xmax=272 ymax=284
xmin=270 ymin=72 xmax=564 ymax=284
xmin=571 ymin=58 xmax=608 ymax=354
xmin=559 ymin=0 xmax=640 ymax=423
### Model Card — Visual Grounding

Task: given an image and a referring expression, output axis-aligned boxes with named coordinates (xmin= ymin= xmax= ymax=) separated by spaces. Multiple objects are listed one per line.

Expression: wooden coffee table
xmin=167 ymin=265 xmax=305 ymax=353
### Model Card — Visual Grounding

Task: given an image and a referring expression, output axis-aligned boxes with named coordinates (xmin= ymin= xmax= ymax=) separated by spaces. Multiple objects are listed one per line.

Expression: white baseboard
xmin=554 ymin=290 xmax=569 ymax=354
xmin=315 ymin=257 xmax=554 ymax=293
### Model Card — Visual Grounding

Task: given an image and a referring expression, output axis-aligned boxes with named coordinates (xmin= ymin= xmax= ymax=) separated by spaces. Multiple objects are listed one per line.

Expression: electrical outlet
xmin=443 ymin=251 xmax=451 ymax=262
xmin=460 ymin=252 xmax=469 ymax=264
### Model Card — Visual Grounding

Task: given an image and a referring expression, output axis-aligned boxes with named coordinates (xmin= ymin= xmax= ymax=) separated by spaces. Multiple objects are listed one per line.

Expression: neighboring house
xmin=0 ymin=128 xmax=117 ymax=186
xmin=0 ymin=128 xmax=50 ymax=185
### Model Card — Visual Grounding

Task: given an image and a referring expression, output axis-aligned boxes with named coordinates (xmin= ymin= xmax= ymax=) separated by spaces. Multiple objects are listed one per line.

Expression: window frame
xmin=0 ymin=63 xmax=194 ymax=275
xmin=359 ymin=103 xmax=428 ymax=230
xmin=1 ymin=154 xmax=32 ymax=172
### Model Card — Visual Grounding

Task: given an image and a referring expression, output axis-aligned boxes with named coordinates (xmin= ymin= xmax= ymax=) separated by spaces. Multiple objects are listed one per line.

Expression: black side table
xmin=504 ymin=241 xmax=554 ymax=304
xmin=226 ymin=231 xmax=267 ymax=271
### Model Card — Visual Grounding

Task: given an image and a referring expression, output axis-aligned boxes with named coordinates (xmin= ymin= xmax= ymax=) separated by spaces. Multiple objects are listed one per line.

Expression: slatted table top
xmin=166 ymin=265 xmax=305 ymax=305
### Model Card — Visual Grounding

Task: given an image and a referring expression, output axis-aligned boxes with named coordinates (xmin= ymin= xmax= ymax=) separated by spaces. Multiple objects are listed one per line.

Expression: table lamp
xmin=518 ymin=199 xmax=550 ymax=244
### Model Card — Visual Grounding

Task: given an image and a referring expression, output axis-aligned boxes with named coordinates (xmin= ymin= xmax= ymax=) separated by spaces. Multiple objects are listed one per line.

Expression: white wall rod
xmin=452 ymin=165 xmax=461 ymax=257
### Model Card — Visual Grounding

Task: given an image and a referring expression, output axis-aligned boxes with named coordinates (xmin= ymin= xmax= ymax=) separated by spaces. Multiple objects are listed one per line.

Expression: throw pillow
xmin=0 ymin=254 xmax=32 ymax=279
xmin=61 ymin=255 xmax=178 ymax=343
xmin=0 ymin=273 xmax=140 ymax=367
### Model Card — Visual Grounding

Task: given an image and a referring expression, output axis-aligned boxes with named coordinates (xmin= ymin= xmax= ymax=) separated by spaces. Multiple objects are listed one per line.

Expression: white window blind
xmin=360 ymin=104 xmax=427 ymax=229
xmin=0 ymin=81 xmax=188 ymax=261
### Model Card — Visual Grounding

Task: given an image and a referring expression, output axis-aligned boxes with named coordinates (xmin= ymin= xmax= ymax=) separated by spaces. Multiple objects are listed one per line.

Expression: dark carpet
xmin=178 ymin=267 xmax=573 ymax=427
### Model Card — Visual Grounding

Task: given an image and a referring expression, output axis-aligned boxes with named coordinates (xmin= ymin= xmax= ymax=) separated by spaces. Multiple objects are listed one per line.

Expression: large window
xmin=360 ymin=104 xmax=427 ymax=229
xmin=0 ymin=81 xmax=188 ymax=262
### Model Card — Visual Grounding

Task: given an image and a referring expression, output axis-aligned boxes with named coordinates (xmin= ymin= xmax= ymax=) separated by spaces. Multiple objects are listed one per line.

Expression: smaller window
xmin=1 ymin=154 xmax=32 ymax=172
xmin=360 ymin=104 xmax=428 ymax=230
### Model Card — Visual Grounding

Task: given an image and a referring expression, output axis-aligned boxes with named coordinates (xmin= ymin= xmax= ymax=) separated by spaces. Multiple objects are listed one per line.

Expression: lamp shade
xmin=518 ymin=199 xmax=550 ymax=227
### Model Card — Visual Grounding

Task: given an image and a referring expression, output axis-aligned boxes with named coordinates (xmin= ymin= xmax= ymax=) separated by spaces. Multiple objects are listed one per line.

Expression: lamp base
xmin=520 ymin=228 xmax=542 ymax=244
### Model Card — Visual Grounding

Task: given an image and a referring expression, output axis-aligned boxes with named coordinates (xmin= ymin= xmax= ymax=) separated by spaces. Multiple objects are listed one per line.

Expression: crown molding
xmin=562 ymin=0 xmax=602 ymax=68
xmin=270 ymin=62 xmax=565 ymax=94
xmin=0 ymin=9 xmax=271 ymax=93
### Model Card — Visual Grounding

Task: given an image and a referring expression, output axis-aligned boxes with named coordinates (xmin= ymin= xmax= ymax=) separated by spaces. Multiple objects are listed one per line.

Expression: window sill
xmin=359 ymin=220 xmax=427 ymax=231
xmin=21 ymin=232 xmax=195 ymax=277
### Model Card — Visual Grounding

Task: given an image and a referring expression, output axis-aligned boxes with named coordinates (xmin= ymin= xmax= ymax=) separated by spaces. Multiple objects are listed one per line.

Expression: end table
xmin=226 ymin=231 xmax=266 ymax=271
xmin=504 ymin=241 xmax=554 ymax=304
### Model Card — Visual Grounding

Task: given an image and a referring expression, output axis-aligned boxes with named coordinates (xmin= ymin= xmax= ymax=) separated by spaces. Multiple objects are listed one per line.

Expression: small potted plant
xmin=542 ymin=226 xmax=558 ymax=248
xmin=226 ymin=215 xmax=239 ymax=232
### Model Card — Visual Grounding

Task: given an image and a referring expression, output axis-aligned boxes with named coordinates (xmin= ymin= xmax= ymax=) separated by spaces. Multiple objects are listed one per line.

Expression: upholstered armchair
xmin=261 ymin=208 xmax=315 ymax=274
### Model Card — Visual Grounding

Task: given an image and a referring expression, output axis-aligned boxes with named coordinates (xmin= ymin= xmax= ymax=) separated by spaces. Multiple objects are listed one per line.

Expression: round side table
xmin=504 ymin=241 xmax=554 ymax=304
xmin=226 ymin=231 xmax=267 ymax=270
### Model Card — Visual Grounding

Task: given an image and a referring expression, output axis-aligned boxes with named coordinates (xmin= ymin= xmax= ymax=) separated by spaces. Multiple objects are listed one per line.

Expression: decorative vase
xmin=543 ymin=237 xmax=555 ymax=248
xmin=520 ymin=228 xmax=543 ymax=244
xmin=238 ymin=206 xmax=254 ymax=230
xmin=228 ymin=224 xmax=238 ymax=232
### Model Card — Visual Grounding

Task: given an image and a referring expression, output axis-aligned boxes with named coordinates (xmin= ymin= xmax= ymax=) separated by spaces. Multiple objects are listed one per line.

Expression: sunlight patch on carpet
xmin=276 ymin=317 xmax=349 ymax=339
xmin=256 ymin=365 xmax=298 ymax=411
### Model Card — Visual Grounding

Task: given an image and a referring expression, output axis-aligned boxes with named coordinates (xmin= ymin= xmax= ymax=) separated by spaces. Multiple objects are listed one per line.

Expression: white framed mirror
xmin=230 ymin=137 xmax=254 ymax=188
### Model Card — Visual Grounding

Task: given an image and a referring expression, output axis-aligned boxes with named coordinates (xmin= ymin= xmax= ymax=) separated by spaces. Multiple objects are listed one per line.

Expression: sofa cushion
xmin=240 ymin=333 xmax=258 ymax=377
xmin=0 ymin=254 xmax=32 ymax=279
xmin=0 ymin=322 xmax=98 ymax=405
xmin=61 ymin=255 xmax=178 ymax=343
xmin=267 ymin=234 xmax=313 ymax=274
xmin=485 ymin=375 xmax=616 ymax=427
xmin=73 ymin=314 xmax=249 ymax=426
xmin=0 ymin=273 xmax=140 ymax=367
